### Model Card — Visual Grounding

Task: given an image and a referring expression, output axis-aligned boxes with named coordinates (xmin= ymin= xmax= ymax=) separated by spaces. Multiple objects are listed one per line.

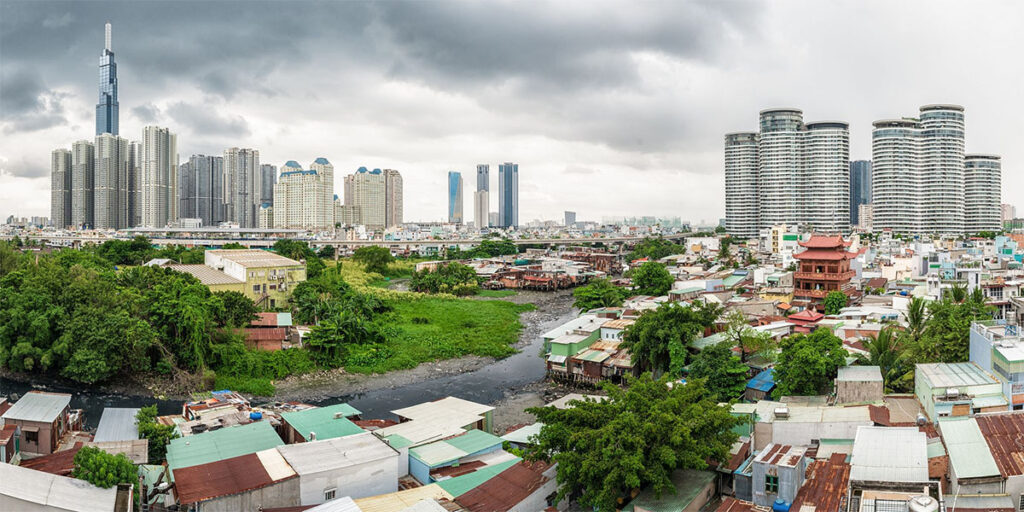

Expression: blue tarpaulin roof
xmin=747 ymin=369 xmax=776 ymax=392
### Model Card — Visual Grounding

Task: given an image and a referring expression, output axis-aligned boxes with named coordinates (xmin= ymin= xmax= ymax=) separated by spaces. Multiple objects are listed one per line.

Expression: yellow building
xmin=204 ymin=249 xmax=306 ymax=309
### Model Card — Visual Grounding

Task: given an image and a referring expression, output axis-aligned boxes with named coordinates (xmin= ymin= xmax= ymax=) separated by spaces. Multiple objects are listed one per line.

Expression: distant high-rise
xmin=260 ymin=164 xmax=277 ymax=206
xmin=724 ymin=109 xmax=849 ymax=236
xmin=498 ymin=162 xmax=518 ymax=228
xmin=448 ymin=171 xmax=464 ymax=224
xmin=384 ymin=169 xmax=403 ymax=228
xmin=224 ymin=148 xmax=260 ymax=228
xmin=872 ymin=105 xmax=970 ymax=235
xmin=179 ymin=155 xmax=224 ymax=227
xmin=344 ymin=167 xmax=386 ymax=228
xmin=273 ymin=158 xmax=335 ymax=230
xmin=50 ymin=149 xmax=72 ymax=229
xmin=964 ymin=154 xmax=1002 ymax=233
xmin=474 ymin=164 xmax=489 ymax=229
xmin=94 ymin=133 xmax=128 ymax=229
xmin=849 ymin=160 xmax=872 ymax=226
xmin=71 ymin=140 xmax=95 ymax=229
xmin=1003 ymin=204 xmax=1017 ymax=223
xmin=564 ymin=211 xmax=576 ymax=227
xmin=127 ymin=140 xmax=141 ymax=227
xmin=96 ymin=22 xmax=118 ymax=136
xmin=141 ymin=126 xmax=178 ymax=228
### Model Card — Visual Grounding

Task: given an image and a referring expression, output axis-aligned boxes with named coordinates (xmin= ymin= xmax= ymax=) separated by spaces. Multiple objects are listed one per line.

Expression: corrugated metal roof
xmin=1 ymin=391 xmax=70 ymax=423
xmin=976 ymin=412 xmax=1024 ymax=477
xmin=281 ymin=403 xmax=365 ymax=441
xmin=278 ymin=432 xmax=398 ymax=475
xmin=972 ymin=395 xmax=1008 ymax=408
xmin=392 ymin=397 xmax=494 ymax=422
xmin=917 ymin=362 xmax=998 ymax=388
xmin=939 ymin=418 xmax=1000 ymax=479
xmin=573 ymin=349 xmax=610 ymax=363
xmin=410 ymin=442 xmax=468 ymax=467
xmin=0 ymin=460 xmax=117 ymax=511
xmin=174 ymin=449 xmax=296 ymax=504
xmin=444 ymin=429 xmax=502 ymax=454
xmin=838 ymin=366 xmax=883 ymax=382
xmin=850 ymin=426 xmax=928 ymax=482
xmin=166 ymin=421 xmax=284 ymax=473
xmin=166 ymin=264 xmax=244 ymax=285
xmin=305 ymin=496 xmax=363 ymax=512
xmin=746 ymin=369 xmax=775 ymax=392
xmin=546 ymin=394 xmax=607 ymax=410
xmin=455 ymin=461 xmax=552 ymax=512
xmin=716 ymin=497 xmax=761 ymax=512
xmin=93 ymin=407 xmax=140 ymax=443
xmin=435 ymin=458 xmax=521 ymax=497
xmin=501 ymin=423 xmax=543 ymax=445
xmin=207 ymin=249 xmax=302 ymax=268
xmin=354 ymin=484 xmax=453 ymax=512
xmin=541 ymin=315 xmax=600 ymax=340
xmin=791 ymin=453 xmax=850 ymax=512
xmin=623 ymin=469 xmax=717 ymax=511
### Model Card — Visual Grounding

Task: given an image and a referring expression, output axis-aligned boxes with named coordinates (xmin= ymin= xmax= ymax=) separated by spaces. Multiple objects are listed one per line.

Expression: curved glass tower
xmin=96 ymin=22 xmax=119 ymax=136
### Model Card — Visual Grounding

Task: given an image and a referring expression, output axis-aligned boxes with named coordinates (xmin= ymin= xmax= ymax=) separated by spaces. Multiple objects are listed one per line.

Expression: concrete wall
xmin=191 ymin=478 xmax=300 ymax=512
xmin=770 ymin=420 xmax=872 ymax=447
xmin=836 ymin=381 xmax=884 ymax=404
xmin=298 ymin=456 xmax=399 ymax=505
xmin=0 ymin=495 xmax=59 ymax=512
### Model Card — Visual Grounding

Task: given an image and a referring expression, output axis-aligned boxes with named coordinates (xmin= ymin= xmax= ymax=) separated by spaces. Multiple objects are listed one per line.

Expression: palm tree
xmin=948 ymin=283 xmax=968 ymax=303
xmin=906 ymin=297 xmax=928 ymax=339
xmin=855 ymin=327 xmax=911 ymax=393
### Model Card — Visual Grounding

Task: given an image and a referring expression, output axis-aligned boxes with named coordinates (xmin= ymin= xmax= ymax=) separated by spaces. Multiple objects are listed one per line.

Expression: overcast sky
xmin=0 ymin=0 xmax=1019 ymax=224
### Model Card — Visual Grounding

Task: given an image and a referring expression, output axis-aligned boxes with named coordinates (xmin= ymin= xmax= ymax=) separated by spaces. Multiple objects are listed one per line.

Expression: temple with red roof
xmin=793 ymin=235 xmax=856 ymax=312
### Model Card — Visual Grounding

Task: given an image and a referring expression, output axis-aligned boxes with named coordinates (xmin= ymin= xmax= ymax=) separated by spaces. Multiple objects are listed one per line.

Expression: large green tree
xmin=772 ymin=328 xmax=848 ymax=398
xmin=823 ymin=291 xmax=848 ymax=315
xmin=409 ymin=262 xmax=479 ymax=295
xmin=855 ymin=327 xmax=912 ymax=393
xmin=622 ymin=301 xmax=721 ymax=378
xmin=72 ymin=446 xmax=137 ymax=489
xmin=627 ymin=236 xmax=684 ymax=262
xmin=525 ymin=376 xmax=738 ymax=512
xmin=136 ymin=405 xmax=178 ymax=464
xmin=213 ymin=291 xmax=258 ymax=327
xmin=628 ymin=262 xmax=674 ymax=296
xmin=352 ymin=245 xmax=395 ymax=274
xmin=908 ymin=293 xmax=992 ymax=363
xmin=688 ymin=341 xmax=748 ymax=402
xmin=571 ymin=278 xmax=628 ymax=311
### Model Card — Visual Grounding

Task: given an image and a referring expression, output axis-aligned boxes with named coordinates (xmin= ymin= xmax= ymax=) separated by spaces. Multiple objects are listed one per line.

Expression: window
xmin=325 ymin=489 xmax=336 ymax=501
xmin=253 ymin=285 xmax=260 ymax=293
xmin=24 ymin=430 xmax=38 ymax=444
xmin=1018 ymin=494 xmax=1024 ymax=511
xmin=765 ymin=475 xmax=779 ymax=494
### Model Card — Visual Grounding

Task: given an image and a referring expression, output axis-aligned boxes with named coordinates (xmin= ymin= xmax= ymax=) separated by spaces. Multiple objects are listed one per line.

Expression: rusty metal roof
xmin=716 ymin=497 xmax=762 ymax=512
xmin=454 ymin=461 xmax=551 ymax=512
xmin=174 ymin=449 xmax=296 ymax=505
xmin=868 ymin=404 xmax=890 ymax=426
xmin=791 ymin=453 xmax=850 ymax=512
xmin=976 ymin=412 xmax=1024 ymax=477
xmin=19 ymin=442 xmax=82 ymax=476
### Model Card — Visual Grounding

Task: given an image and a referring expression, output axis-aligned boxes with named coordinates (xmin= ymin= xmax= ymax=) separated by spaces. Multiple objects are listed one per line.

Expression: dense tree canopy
xmin=628 ymin=262 xmax=673 ymax=296
xmin=448 ymin=239 xmax=519 ymax=259
xmin=72 ymin=446 xmax=137 ymax=489
xmin=572 ymin=278 xmax=628 ymax=311
xmin=410 ymin=262 xmax=479 ymax=296
xmin=823 ymin=291 xmax=848 ymax=315
xmin=688 ymin=342 xmax=749 ymax=402
xmin=525 ymin=376 xmax=739 ymax=512
xmin=906 ymin=292 xmax=991 ymax=363
xmin=855 ymin=327 xmax=912 ymax=393
xmin=772 ymin=328 xmax=848 ymax=398
xmin=137 ymin=405 xmax=178 ymax=464
xmin=627 ymin=236 xmax=685 ymax=262
xmin=352 ymin=245 xmax=395 ymax=274
xmin=272 ymin=239 xmax=325 ymax=278
xmin=213 ymin=291 xmax=258 ymax=328
xmin=622 ymin=301 xmax=721 ymax=378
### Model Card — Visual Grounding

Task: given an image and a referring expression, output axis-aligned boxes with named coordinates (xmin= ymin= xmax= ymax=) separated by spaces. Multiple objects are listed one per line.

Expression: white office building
xmin=343 ymin=167 xmax=387 ymax=229
xmin=724 ymin=132 xmax=759 ymax=238
xmin=94 ymin=133 xmax=128 ymax=229
xmin=51 ymin=148 xmax=72 ymax=229
xmin=141 ymin=126 xmax=178 ymax=228
xmin=273 ymin=158 xmax=335 ymax=230
xmin=964 ymin=154 xmax=1002 ymax=233
xmin=71 ymin=139 xmax=95 ymax=229
xmin=224 ymin=147 xmax=260 ymax=228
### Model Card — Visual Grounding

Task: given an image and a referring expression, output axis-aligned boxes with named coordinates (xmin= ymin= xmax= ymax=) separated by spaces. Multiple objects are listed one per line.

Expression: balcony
xmin=794 ymin=271 xmax=855 ymax=281
xmin=794 ymin=289 xmax=833 ymax=299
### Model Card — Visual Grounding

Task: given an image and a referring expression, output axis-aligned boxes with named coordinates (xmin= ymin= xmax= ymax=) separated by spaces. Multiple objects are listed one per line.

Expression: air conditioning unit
xmin=946 ymin=388 xmax=960 ymax=399
xmin=774 ymin=407 xmax=789 ymax=419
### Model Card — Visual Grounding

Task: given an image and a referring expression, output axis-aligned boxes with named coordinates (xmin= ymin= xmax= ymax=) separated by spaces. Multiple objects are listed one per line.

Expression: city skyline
xmin=1 ymin=1 xmax=1021 ymax=223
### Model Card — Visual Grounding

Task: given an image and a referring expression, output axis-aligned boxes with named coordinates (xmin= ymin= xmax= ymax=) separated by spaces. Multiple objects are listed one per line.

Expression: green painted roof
xmin=445 ymin=429 xmax=502 ymax=454
xmin=166 ymin=422 xmax=283 ymax=473
xmin=281 ymin=403 xmax=365 ymax=441
xmin=384 ymin=434 xmax=414 ymax=450
xmin=575 ymin=349 xmax=611 ymax=363
xmin=435 ymin=458 xmax=521 ymax=497
xmin=723 ymin=275 xmax=745 ymax=288
xmin=940 ymin=418 xmax=999 ymax=479
xmin=671 ymin=287 xmax=703 ymax=295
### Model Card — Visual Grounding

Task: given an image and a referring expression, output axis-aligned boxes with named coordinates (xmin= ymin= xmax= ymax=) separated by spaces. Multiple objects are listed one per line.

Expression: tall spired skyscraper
xmin=96 ymin=22 xmax=119 ymax=136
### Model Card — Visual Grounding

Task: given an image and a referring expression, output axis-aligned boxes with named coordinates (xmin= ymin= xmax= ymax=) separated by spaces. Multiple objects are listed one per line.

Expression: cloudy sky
xmin=0 ymin=0 xmax=1019 ymax=224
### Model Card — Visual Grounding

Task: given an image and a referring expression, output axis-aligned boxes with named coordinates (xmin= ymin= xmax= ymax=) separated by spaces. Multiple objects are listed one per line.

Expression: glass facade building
xmin=498 ymin=162 xmax=518 ymax=228
xmin=448 ymin=171 xmax=463 ymax=224
xmin=849 ymin=160 xmax=872 ymax=225
xmin=96 ymin=23 xmax=118 ymax=136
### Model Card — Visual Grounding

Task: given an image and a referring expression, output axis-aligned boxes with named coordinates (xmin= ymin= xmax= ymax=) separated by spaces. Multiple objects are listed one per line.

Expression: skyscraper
xmin=564 ymin=211 xmax=576 ymax=227
xmin=724 ymin=132 xmax=758 ymax=238
xmin=71 ymin=140 xmax=95 ymax=229
xmin=50 ymin=149 xmax=72 ymax=229
xmin=260 ymin=164 xmax=277 ymax=206
xmin=96 ymin=22 xmax=118 ymax=136
xmin=474 ymin=164 xmax=489 ymax=229
xmin=498 ymin=162 xmax=518 ymax=228
xmin=384 ymin=169 xmax=403 ymax=228
xmin=94 ymin=133 xmax=128 ymax=229
xmin=724 ymin=109 xmax=849 ymax=236
xmin=127 ymin=140 xmax=141 ymax=227
xmin=849 ymin=160 xmax=872 ymax=226
xmin=272 ymin=158 xmax=335 ymax=230
xmin=141 ymin=126 xmax=178 ymax=228
xmin=448 ymin=171 xmax=464 ymax=224
xmin=344 ymin=167 xmax=386 ymax=228
xmin=964 ymin=154 xmax=1002 ymax=233
xmin=179 ymin=154 xmax=225 ymax=227
xmin=224 ymin=147 xmax=260 ymax=227
xmin=872 ymin=105 xmax=968 ymax=235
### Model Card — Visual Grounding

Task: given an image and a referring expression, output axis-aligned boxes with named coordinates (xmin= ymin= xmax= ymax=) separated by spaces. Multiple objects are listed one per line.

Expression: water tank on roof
xmin=908 ymin=496 xmax=939 ymax=512
xmin=249 ymin=411 xmax=262 ymax=420
xmin=773 ymin=499 xmax=791 ymax=512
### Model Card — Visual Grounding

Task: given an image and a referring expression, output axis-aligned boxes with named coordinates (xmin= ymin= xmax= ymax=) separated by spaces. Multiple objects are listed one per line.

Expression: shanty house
xmin=0 ymin=391 xmax=78 ymax=456
xmin=93 ymin=408 xmax=140 ymax=443
xmin=408 ymin=429 xmax=504 ymax=485
xmin=280 ymin=403 xmax=364 ymax=443
xmin=835 ymin=366 xmax=884 ymax=404
xmin=938 ymin=418 xmax=1002 ymax=496
xmin=277 ymin=432 xmax=399 ymax=505
xmin=625 ymin=469 xmax=717 ymax=512
xmin=174 ymin=448 xmax=299 ymax=512
xmin=751 ymin=443 xmax=809 ymax=509
xmin=205 ymin=249 xmax=307 ymax=308
xmin=454 ymin=460 xmax=560 ymax=512
xmin=0 ymin=424 xmax=19 ymax=464
xmin=166 ymin=421 xmax=284 ymax=477
xmin=914 ymin=362 xmax=1005 ymax=421
xmin=745 ymin=369 xmax=776 ymax=402
xmin=0 ymin=461 xmax=119 ymax=512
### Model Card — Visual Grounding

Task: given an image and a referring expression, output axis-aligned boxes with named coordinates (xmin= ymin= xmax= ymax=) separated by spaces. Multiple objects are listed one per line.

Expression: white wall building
xmin=384 ymin=169 xmax=403 ymax=228
xmin=224 ymin=147 xmax=260 ymax=228
xmin=964 ymin=154 xmax=1002 ymax=233
xmin=94 ymin=133 xmax=128 ymax=230
xmin=273 ymin=158 xmax=335 ymax=230
xmin=141 ymin=125 xmax=178 ymax=228
xmin=51 ymin=148 xmax=72 ymax=229
xmin=71 ymin=139 xmax=95 ymax=229
xmin=724 ymin=132 xmax=759 ymax=238
xmin=344 ymin=167 xmax=386 ymax=228
xmin=276 ymin=432 xmax=399 ymax=505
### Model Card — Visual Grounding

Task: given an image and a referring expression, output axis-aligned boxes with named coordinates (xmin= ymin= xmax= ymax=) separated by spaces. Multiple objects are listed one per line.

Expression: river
xmin=0 ymin=290 xmax=577 ymax=429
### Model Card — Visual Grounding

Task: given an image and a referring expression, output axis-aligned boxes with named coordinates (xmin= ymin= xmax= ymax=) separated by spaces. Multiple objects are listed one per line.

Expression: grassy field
xmin=477 ymin=289 xmax=517 ymax=298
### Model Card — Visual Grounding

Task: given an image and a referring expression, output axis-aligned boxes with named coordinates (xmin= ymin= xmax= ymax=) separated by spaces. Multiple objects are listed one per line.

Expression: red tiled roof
xmin=976 ymin=412 xmax=1024 ymax=477
xmin=788 ymin=309 xmax=824 ymax=322
xmin=243 ymin=327 xmax=287 ymax=342
xmin=799 ymin=235 xmax=850 ymax=249
xmin=174 ymin=452 xmax=294 ymax=505
xmin=717 ymin=497 xmax=760 ymax=512
xmin=455 ymin=461 xmax=552 ymax=512
xmin=794 ymin=249 xmax=858 ymax=261
xmin=20 ymin=443 xmax=82 ymax=476
xmin=791 ymin=453 xmax=851 ymax=512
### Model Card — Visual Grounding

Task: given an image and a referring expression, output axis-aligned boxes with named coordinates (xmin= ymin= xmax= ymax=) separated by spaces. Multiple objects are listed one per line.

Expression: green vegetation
xmin=688 ymin=342 xmax=749 ymax=402
xmin=722 ymin=310 xmax=776 ymax=363
xmin=352 ymin=245 xmax=395 ymax=274
xmin=72 ymin=446 xmax=137 ymax=489
xmin=854 ymin=327 xmax=912 ymax=393
xmin=446 ymin=238 xmax=518 ymax=260
xmin=272 ymin=239 xmax=325 ymax=278
xmin=572 ymin=278 xmax=628 ymax=311
xmin=627 ymin=261 xmax=673 ymax=296
xmin=94 ymin=236 xmax=206 ymax=266
xmin=525 ymin=375 xmax=738 ymax=512
xmin=213 ymin=291 xmax=259 ymax=328
xmin=627 ymin=236 xmax=684 ymax=262
xmin=621 ymin=301 xmax=721 ymax=378
xmin=409 ymin=262 xmax=479 ymax=296
xmin=904 ymin=290 xmax=992 ymax=364
xmin=772 ymin=328 xmax=848 ymax=398
xmin=136 ymin=405 xmax=178 ymax=464
xmin=477 ymin=289 xmax=517 ymax=298
xmin=824 ymin=290 xmax=848 ymax=315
